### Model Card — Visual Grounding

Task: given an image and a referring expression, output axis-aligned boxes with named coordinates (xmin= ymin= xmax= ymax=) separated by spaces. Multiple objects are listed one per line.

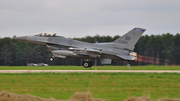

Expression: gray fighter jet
xmin=13 ymin=27 xmax=146 ymax=68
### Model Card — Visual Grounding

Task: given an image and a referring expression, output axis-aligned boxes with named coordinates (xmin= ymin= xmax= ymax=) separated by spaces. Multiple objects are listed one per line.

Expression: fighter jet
xmin=13 ymin=27 xmax=146 ymax=68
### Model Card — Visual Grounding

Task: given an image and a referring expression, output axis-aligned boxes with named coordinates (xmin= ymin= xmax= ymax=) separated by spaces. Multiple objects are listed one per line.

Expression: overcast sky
xmin=0 ymin=0 xmax=180 ymax=38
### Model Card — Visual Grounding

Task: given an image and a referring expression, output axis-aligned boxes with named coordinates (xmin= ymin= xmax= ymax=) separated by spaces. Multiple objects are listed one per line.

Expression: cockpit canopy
xmin=35 ymin=32 xmax=56 ymax=37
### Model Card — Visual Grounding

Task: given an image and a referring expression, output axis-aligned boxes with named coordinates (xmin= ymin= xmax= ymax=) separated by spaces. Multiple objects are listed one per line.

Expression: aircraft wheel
xmin=83 ymin=61 xmax=89 ymax=68
xmin=88 ymin=61 xmax=92 ymax=67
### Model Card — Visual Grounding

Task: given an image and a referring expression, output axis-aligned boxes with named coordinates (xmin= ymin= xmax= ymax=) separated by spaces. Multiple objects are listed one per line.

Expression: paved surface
xmin=0 ymin=70 xmax=180 ymax=73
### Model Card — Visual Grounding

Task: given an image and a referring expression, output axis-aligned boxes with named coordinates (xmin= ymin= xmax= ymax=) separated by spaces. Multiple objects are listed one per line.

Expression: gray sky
xmin=0 ymin=0 xmax=180 ymax=38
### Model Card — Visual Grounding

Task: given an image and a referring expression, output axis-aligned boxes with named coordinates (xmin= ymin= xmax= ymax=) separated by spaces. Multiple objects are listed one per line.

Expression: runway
xmin=0 ymin=70 xmax=180 ymax=73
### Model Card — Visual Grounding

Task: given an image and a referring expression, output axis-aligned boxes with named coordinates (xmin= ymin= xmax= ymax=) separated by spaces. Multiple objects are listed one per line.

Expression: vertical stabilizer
xmin=113 ymin=27 xmax=146 ymax=50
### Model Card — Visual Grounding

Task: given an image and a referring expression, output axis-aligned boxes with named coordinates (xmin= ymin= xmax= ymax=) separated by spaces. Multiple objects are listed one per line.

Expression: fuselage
xmin=22 ymin=35 xmax=130 ymax=60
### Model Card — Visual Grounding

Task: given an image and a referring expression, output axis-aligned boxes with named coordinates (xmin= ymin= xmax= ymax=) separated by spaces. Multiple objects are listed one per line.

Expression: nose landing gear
xmin=50 ymin=54 xmax=55 ymax=61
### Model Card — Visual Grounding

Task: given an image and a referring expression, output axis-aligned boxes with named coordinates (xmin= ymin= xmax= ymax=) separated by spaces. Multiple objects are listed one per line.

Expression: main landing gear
xmin=83 ymin=59 xmax=92 ymax=68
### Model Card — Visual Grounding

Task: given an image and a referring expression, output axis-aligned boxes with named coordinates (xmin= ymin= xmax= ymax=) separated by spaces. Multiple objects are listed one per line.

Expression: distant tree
xmin=173 ymin=33 xmax=180 ymax=64
xmin=24 ymin=44 xmax=33 ymax=64
xmin=1 ymin=44 xmax=13 ymax=66
xmin=145 ymin=35 xmax=157 ymax=57
xmin=112 ymin=35 xmax=120 ymax=41
xmin=160 ymin=33 xmax=174 ymax=59
xmin=15 ymin=42 xmax=29 ymax=66
xmin=0 ymin=37 xmax=15 ymax=66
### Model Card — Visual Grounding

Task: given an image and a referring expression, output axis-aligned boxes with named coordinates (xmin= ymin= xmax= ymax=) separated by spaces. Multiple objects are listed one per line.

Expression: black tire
xmin=88 ymin=61 xmax=92 ymax=68
xmin=83 ymin=61 xmax=89 ymax=68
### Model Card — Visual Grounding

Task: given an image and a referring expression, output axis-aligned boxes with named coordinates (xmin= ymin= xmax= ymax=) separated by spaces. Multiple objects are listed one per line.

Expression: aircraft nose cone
xmin=13 ymin=36 xmax=27 ymax=41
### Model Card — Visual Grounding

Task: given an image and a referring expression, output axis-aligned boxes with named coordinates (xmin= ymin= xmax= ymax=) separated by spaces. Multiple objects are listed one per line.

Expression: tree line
xmin=0 ymin=33 xmax=180 ymax=66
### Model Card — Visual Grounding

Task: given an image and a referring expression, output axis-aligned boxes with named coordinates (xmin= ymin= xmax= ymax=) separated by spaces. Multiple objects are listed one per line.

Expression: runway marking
xmin=0 ymin=70 xmax=180 ymax=73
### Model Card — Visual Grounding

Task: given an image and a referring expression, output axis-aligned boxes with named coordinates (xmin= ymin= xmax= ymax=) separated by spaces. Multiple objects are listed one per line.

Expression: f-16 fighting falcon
xmin=13 ymin=27 xmax=146 ymax=68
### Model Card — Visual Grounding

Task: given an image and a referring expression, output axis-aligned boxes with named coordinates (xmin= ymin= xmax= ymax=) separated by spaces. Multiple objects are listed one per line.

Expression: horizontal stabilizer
xmin=116 ymin=54 xmax=136 ymax=61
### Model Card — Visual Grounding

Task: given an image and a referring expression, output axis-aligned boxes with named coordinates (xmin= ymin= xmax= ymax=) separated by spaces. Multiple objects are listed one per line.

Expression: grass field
xmin=0 ymin=65 xmax=180 ymax=70
xmin=0 ymin=72 xmax=180 ymax=101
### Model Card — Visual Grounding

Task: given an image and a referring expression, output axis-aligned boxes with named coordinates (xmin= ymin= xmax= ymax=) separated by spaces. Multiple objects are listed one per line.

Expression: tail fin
xmin=113 ymin=27 xmax=146 ymax=50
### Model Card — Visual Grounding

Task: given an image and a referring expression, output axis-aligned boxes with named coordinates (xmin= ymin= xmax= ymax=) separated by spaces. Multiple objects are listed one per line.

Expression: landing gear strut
xmin=83 ymin=59 xmax=92 ymax=68
xmin=127 ymin=61 xmax=131 ymax=70
xmin=50 ymin=55 xmax=54 ymax=61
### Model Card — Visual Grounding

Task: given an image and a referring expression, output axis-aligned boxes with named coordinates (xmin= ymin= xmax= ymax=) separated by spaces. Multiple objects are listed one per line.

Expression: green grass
xmin=0 ymin=73 xmax=180 ymax=101
xmin=0 ymin=65 xmax=180 ymax=70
